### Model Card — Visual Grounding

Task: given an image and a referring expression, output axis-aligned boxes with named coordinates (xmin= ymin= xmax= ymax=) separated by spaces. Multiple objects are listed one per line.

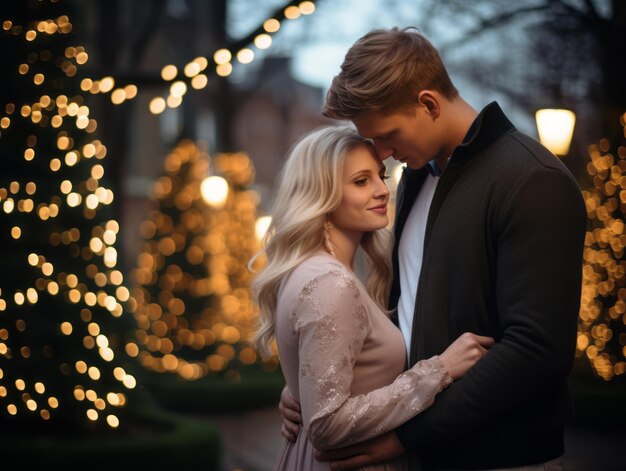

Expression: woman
xmin=251 ymin=126 xmax=493 ymax=470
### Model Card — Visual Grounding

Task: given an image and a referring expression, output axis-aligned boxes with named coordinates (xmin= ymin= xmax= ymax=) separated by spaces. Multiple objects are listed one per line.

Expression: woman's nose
xmin=375 ymin=180 xmax=390 ymax=198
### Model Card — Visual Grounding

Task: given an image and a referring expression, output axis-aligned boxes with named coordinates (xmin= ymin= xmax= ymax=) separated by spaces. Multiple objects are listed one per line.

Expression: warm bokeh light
xmin=299 ymin=1 xmax=316 ymax=14
xmin=170 ymin=81 xmax=187 ymax=98
xmin=236 ymin=48 xmax=254 ymax=64
xmin=201 ymin=176 xmax=229 ymax=208
xmin=255 ymin=215 xmax=272 ymax=242
xmin=216 ymin=63 xmax=233 ymax=77
xmin=213 ymin=48 xmax=232 ymax=65
xmin=184 ymin=61 xmax=201 ymax=77
xmin=0 ymin=7 xmax=138 ymax=431
xmin=254 ymin=34 xmax=272 ymax=49
xmin=131 ymin=142 xmax=267 ymax=379
xmin=284 ymin=5 xmax=301 ymax=19
xmin=149 ymin=97 xmax=166 ymax=115
xmin=263 ymin=18 xmax=280 ymax=33
xmin=99 ymin=76 xmax=114 ymax=93
xmin=191 ymin=74 xmax=208 ymax=90
xmin=161 ymin=64 xmax=178 ymax=81
xmin=576 ymin=116 xmax=626 ymax=381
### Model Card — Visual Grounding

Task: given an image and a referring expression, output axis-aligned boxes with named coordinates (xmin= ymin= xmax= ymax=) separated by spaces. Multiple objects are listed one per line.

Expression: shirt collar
xmin=425 ymin=160 xmax=442 ymax=177
xmin=452 ymin=101 xmax=516 ymax=162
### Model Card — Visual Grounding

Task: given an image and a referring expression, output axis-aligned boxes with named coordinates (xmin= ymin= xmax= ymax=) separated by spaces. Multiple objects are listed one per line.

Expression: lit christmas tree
xmin=131 ymin=140 xmax=264 ymax=380
xmin=0 ymin=2 xmax=138 ymax=432
xmin=578 ymin=112 xmax=626 ymax=381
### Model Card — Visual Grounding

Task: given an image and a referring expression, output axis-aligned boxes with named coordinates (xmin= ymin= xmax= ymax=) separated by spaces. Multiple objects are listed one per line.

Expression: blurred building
xmin=233 ymin=56 xmax=333 ymax=212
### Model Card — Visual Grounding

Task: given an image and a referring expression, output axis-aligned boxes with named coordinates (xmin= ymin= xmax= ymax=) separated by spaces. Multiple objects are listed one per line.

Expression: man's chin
xmin=404 ymin=161 xmax=425 ymax=170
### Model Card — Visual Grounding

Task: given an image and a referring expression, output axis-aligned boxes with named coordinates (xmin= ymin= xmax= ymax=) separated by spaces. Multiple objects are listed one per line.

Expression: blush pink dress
xmin=273 ymin=253 xmax=452 ymax=471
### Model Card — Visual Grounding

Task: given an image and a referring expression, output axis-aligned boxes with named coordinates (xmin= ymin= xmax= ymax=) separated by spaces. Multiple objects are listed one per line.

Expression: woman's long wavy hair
xmin=250 ymin=125 xmax=393 ymax=359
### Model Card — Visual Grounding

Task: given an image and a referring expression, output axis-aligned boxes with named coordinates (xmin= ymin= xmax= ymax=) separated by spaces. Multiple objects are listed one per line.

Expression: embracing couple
xmin=250 ymin=27 xmax=586 ymax=471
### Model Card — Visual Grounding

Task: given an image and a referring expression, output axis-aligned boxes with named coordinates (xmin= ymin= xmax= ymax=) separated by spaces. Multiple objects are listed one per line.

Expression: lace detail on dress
xmin=289 ymin=261 xmax=453 ymax=451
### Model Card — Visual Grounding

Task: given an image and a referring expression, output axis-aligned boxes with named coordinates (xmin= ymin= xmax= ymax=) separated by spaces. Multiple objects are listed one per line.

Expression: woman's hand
xmin=438 ymin=332 xmax=495 ymax=380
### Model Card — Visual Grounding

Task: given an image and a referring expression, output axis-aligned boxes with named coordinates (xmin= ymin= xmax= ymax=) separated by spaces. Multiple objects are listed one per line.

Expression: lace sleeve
xmin=292 ymin=267 xmax=452 ymax=451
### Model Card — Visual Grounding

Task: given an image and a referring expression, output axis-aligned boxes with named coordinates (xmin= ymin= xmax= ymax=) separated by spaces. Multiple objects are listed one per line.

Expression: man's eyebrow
xmin=373 ymin=130 xmax=394 ymax=140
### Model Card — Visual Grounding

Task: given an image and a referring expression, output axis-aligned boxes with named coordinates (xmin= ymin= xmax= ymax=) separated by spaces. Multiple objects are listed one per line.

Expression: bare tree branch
xmin=440 ymin=4 xmax=552 ymax=53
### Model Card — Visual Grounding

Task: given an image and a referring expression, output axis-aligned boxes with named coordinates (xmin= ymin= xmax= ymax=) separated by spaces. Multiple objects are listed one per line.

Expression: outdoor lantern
xmin=535 ymin=108 xmax=576 ymax=156
xmin=200 ymin=175 xmax=229 ymax=208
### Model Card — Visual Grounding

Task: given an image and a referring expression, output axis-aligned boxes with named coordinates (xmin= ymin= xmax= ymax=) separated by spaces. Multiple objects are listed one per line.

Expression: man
xmin=279 ymin=26 xmax=586 ymax=470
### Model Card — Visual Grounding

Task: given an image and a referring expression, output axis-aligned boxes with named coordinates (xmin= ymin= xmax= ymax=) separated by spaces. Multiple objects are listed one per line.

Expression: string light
xmin=0 ymin=5 xmax=138 ymax=429
xmin=236 ymin=48 xmax=255 ymax=64
xmin=254 ymin=34 xmax=272 ymax=50
xmin=48 ymin=4 xmax=319 ymax=113
xmin=147 ymin=0 xmax=318 ymax=114
xmin=577 ymin=114 xmax=626 ymax=381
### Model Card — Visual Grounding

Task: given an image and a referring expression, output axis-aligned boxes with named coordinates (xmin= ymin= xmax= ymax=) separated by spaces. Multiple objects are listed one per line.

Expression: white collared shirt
xmin=397 ymin=171 xmax=440 ymax=356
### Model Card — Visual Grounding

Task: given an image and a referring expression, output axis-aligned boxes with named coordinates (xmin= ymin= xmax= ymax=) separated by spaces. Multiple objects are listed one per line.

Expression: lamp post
xmin=535 ymin=108 xmax=576 ymax=157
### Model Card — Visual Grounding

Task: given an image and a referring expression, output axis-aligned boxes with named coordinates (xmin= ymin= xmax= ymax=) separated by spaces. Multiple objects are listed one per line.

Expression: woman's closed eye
xmin=355 ymin=174 xmax=388 ymax=186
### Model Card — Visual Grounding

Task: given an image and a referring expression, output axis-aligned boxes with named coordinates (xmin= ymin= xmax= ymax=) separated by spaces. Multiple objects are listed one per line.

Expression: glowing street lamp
xmin=200 ymin=176 xmax=229 ymax=208
xmin=535 ymin=108 xmax=576 ymax=156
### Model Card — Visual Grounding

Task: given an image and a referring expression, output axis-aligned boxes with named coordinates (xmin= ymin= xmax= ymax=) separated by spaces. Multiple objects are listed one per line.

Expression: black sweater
xmin=391 ymin=102 xmax=587 ymax=470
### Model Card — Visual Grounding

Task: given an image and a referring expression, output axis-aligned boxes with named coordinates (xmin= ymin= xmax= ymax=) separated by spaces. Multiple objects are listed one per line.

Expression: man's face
xmin=353 ymin=105 xmax=442 ymax=169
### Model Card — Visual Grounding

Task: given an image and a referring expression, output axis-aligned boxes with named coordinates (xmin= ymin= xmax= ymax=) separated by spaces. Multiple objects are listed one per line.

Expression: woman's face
xmin=330 ymin=144 xmax=390 ymax=234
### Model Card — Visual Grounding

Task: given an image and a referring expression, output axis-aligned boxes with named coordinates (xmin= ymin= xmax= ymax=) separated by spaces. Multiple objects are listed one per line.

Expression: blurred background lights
xmin=254 ymin=34 xmax=272 ymax=49
xmin=255 ymin=215 xmax=272 ymax=242
xmin=201 ymin=176 xmax=229 ymax=208
xmin=213 ymin=48 xmax=232 ymax=65
xmin=191 ymin=74 xmax=208 ymax=90
xmin=299 ymin=1 xmax=316 ymax=14
xmin=0 ymin=6 xmax=142 ymax=432
xmin=160 ymin=64 xmax=177 ymax=81
xmin=216 ymin=63 xmax=233 ymax=77
xmin=263 ymin=18 xmax=280 ymax=33
xmin=98 ymin=76 xmax=114 ymax=93
xmin=149 ymin=97 xmax=166 ymax=115
xmin=284 ymin=5 xmax=301 ymax=19
xmin=169 ymin=81 xmax=187 ymax=98
xmin=184 ymin=61 xmax=201 ymax=77
xmin=236 ymin=48 xmax=254 ymax=64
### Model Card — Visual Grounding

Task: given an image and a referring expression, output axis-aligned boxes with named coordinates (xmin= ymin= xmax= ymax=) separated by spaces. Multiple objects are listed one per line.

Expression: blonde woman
xmin=252 ymin=125 xmax=494 ymax=471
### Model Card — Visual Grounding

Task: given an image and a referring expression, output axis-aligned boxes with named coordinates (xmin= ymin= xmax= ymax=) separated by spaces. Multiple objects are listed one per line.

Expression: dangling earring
xmin=323 ymin=219 xmax=335 ymax=257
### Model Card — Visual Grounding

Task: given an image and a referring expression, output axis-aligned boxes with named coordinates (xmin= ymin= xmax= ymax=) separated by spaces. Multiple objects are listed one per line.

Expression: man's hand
xmin=278 ymin=385 xmax=302 ymax=442
xmin=315 ymin=432 xmax=405 ymax=470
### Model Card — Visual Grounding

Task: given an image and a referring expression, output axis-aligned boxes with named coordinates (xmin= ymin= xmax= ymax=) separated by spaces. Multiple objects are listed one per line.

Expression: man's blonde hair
xmin=323 ymin=26 xmax=458 ymax=120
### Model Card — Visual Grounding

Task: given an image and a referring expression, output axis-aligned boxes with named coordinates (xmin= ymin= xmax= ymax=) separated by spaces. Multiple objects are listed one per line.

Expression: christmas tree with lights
xmin=0 ymin=1 xmax=139 ymax=432
xmin=578 ymin=112 xmax=626 ymax=381
xmin=131 ymin=140 xmax=265 ymax=381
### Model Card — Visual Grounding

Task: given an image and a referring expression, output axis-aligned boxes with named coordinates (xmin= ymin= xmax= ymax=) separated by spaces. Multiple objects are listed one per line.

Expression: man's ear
xmin=417 ymin=90 xmax=440 ymax=119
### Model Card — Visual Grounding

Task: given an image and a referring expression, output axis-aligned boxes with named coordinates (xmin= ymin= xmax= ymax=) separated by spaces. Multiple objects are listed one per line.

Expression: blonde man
xmin=279 ymin=26 xmax=586 ymax=471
